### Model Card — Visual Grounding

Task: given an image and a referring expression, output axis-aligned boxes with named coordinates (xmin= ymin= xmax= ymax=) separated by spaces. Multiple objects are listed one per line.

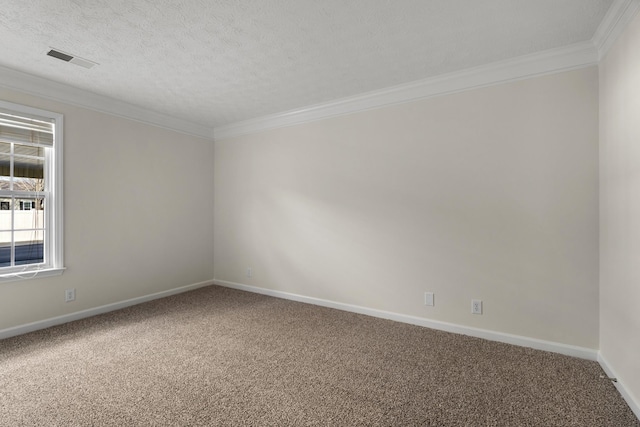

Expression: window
xmin=0 ymin=100 xmax=64 ymax=281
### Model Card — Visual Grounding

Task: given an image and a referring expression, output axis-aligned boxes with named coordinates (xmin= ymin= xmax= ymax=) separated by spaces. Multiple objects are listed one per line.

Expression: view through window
xmin=0 ymin=141 xmax=46 ymax=266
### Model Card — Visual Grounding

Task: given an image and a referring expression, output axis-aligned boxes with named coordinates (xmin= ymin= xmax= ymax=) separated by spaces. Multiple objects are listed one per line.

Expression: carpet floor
xmin=0 ymin=285 xmax=637 ymax=426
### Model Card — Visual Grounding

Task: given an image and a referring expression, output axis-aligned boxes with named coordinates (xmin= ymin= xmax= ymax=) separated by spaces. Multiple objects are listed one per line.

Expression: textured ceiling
xmin=0 ymin=0 xmax=614 ymax=128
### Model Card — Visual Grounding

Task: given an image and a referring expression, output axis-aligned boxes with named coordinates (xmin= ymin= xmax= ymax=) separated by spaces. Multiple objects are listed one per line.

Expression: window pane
xmin=0 ymin=231 xmax=11 ymax=267
xmin=14 ymin=196 xmax=45 ymax=264
xmin=0 ymin=198 xmax=11 ymax=235
xmin=14 ymin=198 xmax=44 ymax=228
xmin=0 ymin=153 xmax=9 ymax=190
xmin=14 ymin=157 xmax=44 ymax=182
xmin=0 ymin=142 xmax=11 ymax=190
xmin=14 ymin=145 xmax=44 ymax=157
xmin=14 ymin=239 xmax=43 ymax=265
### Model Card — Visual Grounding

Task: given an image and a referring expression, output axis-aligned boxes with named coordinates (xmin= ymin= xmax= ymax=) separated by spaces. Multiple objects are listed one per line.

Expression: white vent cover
xmin=46 ymin=48 xmax=97 ymax=69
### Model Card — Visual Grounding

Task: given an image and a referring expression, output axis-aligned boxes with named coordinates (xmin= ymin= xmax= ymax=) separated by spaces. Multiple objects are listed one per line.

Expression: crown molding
xmin=6 ymin=4 xmax=633 ymax=144
xmin=214 ymin=41 xmax=598 ymax=140
xmin=0 ymin=65 xmax=214 ymax=140
xmin=592 ymin=0 xmax=640 ymax=60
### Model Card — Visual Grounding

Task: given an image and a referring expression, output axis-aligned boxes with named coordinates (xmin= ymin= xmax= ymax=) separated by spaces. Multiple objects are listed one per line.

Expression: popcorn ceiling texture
xmin=0 ymin=0 xmax=613 ymax=127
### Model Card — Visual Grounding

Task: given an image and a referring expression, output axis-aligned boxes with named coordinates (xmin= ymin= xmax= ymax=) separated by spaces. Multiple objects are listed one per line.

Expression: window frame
xmin=0 ymin=100 xmax=64 ymax=282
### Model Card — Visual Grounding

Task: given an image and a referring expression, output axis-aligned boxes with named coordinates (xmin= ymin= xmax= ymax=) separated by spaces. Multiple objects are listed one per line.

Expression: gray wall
xmin=599 ymin=10 xmax=640 ymax=411
xmin=214 ymin=67 xmax=599 ymax=349
xmin=0 ymin=87 xmax=215 ymax=330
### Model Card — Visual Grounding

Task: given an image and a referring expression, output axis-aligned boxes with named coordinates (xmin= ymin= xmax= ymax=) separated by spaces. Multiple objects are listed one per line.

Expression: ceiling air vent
xmin=46 ymin=48 xmax=97 ymax=69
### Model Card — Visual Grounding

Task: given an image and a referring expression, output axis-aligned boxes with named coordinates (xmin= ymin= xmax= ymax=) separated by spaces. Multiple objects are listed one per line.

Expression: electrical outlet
xmin=472 ymin=299 xmax=482 ymax=315
xmin=65 ymin=288 xmax=76 ymax=302
xmin=246 ymin=267 xmax=252 ymax=278
xmin=424 ymin=292 xmax=434 ymax=306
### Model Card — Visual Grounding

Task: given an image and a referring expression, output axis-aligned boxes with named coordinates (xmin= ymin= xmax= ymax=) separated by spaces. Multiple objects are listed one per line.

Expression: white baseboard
xmin=598 ymin=353 xmax=640 ymax=420
xmin=213 ymin=279 xmax=598 ymax=361
xmin=5 ymin=278 xmax=635 ymax=419
xmin=0 ymin=280 xmax=214 ymax=340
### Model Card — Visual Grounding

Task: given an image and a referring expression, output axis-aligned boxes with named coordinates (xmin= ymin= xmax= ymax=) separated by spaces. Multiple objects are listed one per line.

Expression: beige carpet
xmin=0 ymin=285 xmax=637 ymax=426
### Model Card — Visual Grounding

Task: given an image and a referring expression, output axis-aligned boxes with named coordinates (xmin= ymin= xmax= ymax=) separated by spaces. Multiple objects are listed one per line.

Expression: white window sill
xmin=0 ymin=267 xmax=66 ymax=283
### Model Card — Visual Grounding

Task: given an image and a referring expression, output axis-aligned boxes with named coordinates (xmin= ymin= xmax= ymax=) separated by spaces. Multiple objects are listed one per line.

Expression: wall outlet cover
xmin=65 ymin=288 xmax=76 ymax=302
xmin=424 ymin=292 xmax=434 ymax=306
xmin=472 ymin=299 xmax=482 ymax=314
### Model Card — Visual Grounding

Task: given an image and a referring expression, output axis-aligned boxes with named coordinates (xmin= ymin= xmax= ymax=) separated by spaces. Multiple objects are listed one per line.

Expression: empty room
xmin=1 ymin=1 xmax=639 ymax=425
